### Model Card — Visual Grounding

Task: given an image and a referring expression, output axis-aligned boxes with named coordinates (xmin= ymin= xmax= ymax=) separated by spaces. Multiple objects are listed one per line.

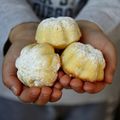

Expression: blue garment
xmin=0 ymin=97 xmax=109 ymax=120
xmin=28 ymin=0 xmax=88 ymax=19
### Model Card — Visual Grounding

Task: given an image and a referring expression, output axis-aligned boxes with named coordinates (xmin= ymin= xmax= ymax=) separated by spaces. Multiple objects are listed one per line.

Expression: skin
xmin=59 ymin=20 xmax=117 ymax=93
xmin=2 ymin=23 xmax=63 ymax=105
xmin=2 ymin=20 xmax=117 ymax=105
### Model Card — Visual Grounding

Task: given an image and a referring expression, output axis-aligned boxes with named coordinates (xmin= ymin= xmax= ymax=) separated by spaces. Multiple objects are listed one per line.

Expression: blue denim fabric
xmin=0 ymin=97 xmax=110 ymax=120
xmin=55 ymin=104 xmax=107 ymax=120
xmin=0 ymin=97 xmax=56 ymax=120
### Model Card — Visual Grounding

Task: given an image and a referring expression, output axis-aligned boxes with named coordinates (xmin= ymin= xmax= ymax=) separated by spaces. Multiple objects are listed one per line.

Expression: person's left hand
xmin=58 ymin=20 xmax=117 ymax=94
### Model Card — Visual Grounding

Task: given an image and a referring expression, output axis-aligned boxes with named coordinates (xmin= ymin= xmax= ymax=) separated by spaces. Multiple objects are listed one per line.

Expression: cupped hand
xmin=2 ymin=23 xmax=63 ymax=105
xmin=58 ymin=20 xmax=117 ymax=94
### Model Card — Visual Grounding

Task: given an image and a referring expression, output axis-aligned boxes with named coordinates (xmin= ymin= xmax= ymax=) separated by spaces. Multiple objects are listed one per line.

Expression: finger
xmin=54 ymin=82 xmax=63 ymax=90
xmin=83 ymin=81 xmax=106 ymax=93
xmin=59 ymin=75 xmax=71 ymax=88
xmin=70 ymin=78 xmax=84 ymax=93
xmin=2 ymin=45 xmax=23 ymax=96
xmin=2 ymin=60 xmax=23 ymax=96
xmin=50 ymin=88 xmax=62 ymax=102
xmin=35 ymin=87 xmax=52 ymax=105
xmin=3 ymin=75 xmax=23 ymax=96
xmin=103 ymin=42 xmax=117 ymax=84
xmin=19 ymin=87 xmax=41 ymax=103
xmin=58 ymin=71 xmax=65 ymax=79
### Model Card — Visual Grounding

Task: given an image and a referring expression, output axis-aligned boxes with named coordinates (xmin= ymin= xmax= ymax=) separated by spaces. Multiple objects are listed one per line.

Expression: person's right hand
xmin=2 ymin=23 xmax=63 ymax=105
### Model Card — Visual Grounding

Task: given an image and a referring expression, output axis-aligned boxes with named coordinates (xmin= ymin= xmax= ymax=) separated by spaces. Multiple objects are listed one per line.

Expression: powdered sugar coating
xmin=61 ymin=42 xmax=106 ymax=82
xmin=72 ymin=43 xmax=105 ymax=67
xmin=16 ymin=43 xmax=60 ymax=87
xmin=35 ymin=17 xmax=81 ymax=49
xmin=40 ymin=17 xmax=79 ymax=30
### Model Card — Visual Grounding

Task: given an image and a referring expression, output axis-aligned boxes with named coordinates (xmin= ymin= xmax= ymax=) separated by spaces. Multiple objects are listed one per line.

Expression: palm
xmin=3 ymin=39 xmax=31 ymax=95
xmin=2 ymin=39 xmax=62 ymax=104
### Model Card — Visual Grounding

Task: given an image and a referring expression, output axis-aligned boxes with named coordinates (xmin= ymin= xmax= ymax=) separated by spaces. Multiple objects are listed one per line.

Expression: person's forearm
xmin=76 ymin=0 xmax=120 ymax=34
xmin=9 ymin=23 xmax=39 ymax=43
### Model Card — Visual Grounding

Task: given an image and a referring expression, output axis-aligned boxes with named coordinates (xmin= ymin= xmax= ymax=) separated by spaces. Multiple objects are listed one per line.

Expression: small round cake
xmin=15 ymin=43 xmax=61 ymax=87
xmin=35 ymin=17 xmax=81 ymax=49
xmin=61 ymin=42 xmax=106 ymax=82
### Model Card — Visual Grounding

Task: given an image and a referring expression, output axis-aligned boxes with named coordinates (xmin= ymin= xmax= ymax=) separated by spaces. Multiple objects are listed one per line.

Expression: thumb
xmin=2 ymin=45 xmax=23 ymax=96
xmin=103 ymin=40 xmax=117 ymax=84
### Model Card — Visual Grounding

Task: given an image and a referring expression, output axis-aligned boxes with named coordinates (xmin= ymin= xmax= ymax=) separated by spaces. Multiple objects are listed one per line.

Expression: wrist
xmin=9 ymin=22 xmax=39 ymax=43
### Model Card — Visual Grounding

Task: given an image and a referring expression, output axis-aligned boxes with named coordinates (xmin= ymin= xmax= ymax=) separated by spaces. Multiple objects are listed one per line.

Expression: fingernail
xmin=84 ymin=85 xmax=92 ymax=91
xmin=106 ymin=75 xmax=113 ymax=84
xmin=84 ymin=86 xmax=90 ymax=91
xmin=107 ymin=80 xmax=112 ymax=84
xmin=11 ymin=86 xmax=17 ymax=95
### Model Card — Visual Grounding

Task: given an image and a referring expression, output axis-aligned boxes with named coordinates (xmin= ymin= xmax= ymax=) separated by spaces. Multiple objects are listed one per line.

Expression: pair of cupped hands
xmin=2 ymin=20 xmax=117 ymax=105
